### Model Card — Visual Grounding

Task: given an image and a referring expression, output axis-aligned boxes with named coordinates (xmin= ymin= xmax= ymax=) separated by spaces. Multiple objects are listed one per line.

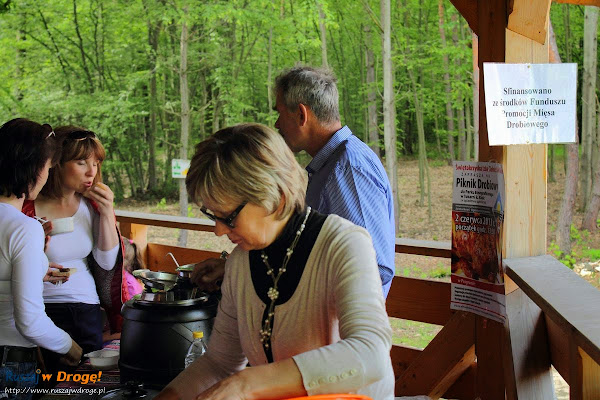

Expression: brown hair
xmin=41 ymin=126 xmax=106 ymax=198
xmin=122 ymin=237 xmax=145 ymax=273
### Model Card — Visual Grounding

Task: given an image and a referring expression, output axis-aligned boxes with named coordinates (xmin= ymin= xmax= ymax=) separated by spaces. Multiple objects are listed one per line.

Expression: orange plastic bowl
xmin=282 ymin=395 xmax=372 ymax=400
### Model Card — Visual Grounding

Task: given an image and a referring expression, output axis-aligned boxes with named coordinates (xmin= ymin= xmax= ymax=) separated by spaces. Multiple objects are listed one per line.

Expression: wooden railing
xmin=116 ymin=210 xmax=600 ymax=399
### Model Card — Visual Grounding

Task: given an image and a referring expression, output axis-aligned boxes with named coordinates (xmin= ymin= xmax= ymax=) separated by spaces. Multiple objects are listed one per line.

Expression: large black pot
xmin=119 ymin=296 xmax=218 ymax=387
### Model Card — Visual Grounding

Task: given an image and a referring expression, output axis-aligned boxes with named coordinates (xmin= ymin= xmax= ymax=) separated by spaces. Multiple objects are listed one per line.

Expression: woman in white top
xmin=0 ymin=119 xmax=82 ymax=398
xmin=157 ymin=124 xmax=394 ymax=400
xmin=23 ymin=126 xmax=123 ymax=360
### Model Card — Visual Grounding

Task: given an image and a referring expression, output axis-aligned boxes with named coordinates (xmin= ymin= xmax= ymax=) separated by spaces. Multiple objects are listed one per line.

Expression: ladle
xmin=166 ymin=252 xmax=180 ymax=269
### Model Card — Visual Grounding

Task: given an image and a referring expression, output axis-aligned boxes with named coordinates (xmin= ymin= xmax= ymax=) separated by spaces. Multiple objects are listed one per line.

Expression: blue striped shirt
xmin=305 ymin=126 xmax=396 ymax=297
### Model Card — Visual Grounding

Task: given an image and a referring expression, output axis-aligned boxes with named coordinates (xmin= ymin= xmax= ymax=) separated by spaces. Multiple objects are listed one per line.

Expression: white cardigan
xmin=169 ymin=214 xmax=395 ymax=400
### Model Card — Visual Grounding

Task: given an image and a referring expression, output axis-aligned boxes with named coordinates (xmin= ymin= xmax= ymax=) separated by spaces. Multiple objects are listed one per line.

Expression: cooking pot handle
xmin=171 ymin=324 xmax=194 ymax=343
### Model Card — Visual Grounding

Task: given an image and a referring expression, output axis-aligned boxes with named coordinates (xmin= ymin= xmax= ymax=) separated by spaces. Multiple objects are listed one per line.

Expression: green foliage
xmin=154 ymin=198 xmax=167 ymax=212
xmin=0 ymin=0 xmax=587 ymax=202
xmin=427 ymin=266 xmax=450 ymax=279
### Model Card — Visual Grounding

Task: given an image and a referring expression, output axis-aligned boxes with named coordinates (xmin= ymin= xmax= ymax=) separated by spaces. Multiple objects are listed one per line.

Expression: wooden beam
xmin=116 ymin=209 xmax=215 ymax=232
xmin=508 ymin=0 xmax=551 ymax=45
xmin=553 ymin=0 xmax=600 ymax=6
xmin=475 ymin=318 xmax=506 ymax=399
xmin=146 ymin=243 xmax=220 ymax=273
xmin=448 ymin=0 xmax=478 ymax=35
xmin=387 ymin=276 xmax=452 ymax=325
xmin=396 ymin=311 xmax=476 ymax=398
xmin=546 ymin=316 xmax=572 ymax=385
xmin=395 ymin=238 xmax=451 ymax=258
xmin=503 ymin=288 xmax=554 ymax=399
xmin=475 ymin=3 xmax=508 ymax=397
xmin=580 ymin=348 xmax=600 ymax=399
xmin=477 ymin=0 xmax=506 ymax=163
xmin=504 ymin=255 xmax=600 ymax=369
xmin=390 ymin=344 xmax=477 ymax=399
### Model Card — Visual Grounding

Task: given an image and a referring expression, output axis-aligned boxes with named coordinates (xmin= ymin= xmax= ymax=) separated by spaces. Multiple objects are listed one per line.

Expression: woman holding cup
xmin=22 ymin=126 xmax=126 ymax=359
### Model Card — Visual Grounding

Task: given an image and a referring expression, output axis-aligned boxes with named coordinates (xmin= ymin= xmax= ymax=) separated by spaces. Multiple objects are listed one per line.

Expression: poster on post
xmin=483 ymin=62 xmax=577 ymax=145
xmin=451 ymin=161 xmax=506 ymax=323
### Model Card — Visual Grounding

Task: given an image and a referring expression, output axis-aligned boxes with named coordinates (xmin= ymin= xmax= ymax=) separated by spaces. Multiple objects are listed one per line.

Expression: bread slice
xmin=50 ymin=268 xmax=77 ymax=277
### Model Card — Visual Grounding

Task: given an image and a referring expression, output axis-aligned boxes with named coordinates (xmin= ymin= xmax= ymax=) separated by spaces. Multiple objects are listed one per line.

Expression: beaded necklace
xmin=259 ymin=206 xmax=311 ymax=349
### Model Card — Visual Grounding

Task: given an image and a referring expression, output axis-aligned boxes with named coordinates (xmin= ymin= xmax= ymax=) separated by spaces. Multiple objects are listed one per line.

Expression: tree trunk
xmin=364 ymin=24 xmax=379 ymax=156
xmin=72 ymin=0 xmax=94 ymax=92
xmin=178 ymin=6 xmax=190 ymax=247
xmin=465 ymin=96 xmax=472 ymax=161
xmin=580 ymin=6 xmax=598 ymax=211
xmin=549 ymin=145 xmax=555 ymax=182
xmin=317 ymin=1 xmax=328 ymax=67
xmin=451 ymin=13 xmax=466 ymax=160
xmin=14 ymin=21 xmax=25 ymax=102
xmin=581 ymin=6 xmax=600 ymax=231
xmin=550 ymin=20 xmax=578 ymax=254
xmin=267 ymin=27 xmax=273 ymax=119
xmin=146 ymin=17 xmax=160 ymax=192
xmin=381 ymin=0 xmax=399 ymax=231
xmin=437 ymin=0 xmax=454 ymax=163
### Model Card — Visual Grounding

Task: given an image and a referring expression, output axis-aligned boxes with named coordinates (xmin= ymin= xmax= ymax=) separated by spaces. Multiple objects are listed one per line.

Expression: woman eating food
xmin=22 ymin=126 xmax=126 ymax=361
xmin=157 ymin=123 xmax=394 ymax=400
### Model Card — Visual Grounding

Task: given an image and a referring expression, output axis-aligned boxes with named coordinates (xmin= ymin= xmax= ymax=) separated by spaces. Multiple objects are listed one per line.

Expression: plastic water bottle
xmin=184 ymin=331 xmax=207 ymax=368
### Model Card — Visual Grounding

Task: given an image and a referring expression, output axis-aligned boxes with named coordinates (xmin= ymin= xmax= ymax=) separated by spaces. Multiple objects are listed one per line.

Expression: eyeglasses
xmin=67 ymin=130 xmax=96 ymax=142
xmin=42 ymin=124 xmax=55 ymax=139
xmin=200 ymin=202 xmax=247 ymax=229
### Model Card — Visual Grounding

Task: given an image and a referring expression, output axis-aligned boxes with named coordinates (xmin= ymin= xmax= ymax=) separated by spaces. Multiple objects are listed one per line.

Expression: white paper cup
xmin=49 ymin=217 xmax=74 ymax=236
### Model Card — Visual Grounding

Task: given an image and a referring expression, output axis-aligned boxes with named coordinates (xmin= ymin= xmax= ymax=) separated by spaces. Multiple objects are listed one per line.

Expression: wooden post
xmin=474 ymin=2 xmax=508 ymax=398
xmin=501 ymin=1 xmax=554 ymax=397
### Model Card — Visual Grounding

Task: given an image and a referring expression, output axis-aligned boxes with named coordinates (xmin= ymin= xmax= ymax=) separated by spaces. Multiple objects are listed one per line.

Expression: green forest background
xmin=0 ymin=1 xmax=593 ymax=203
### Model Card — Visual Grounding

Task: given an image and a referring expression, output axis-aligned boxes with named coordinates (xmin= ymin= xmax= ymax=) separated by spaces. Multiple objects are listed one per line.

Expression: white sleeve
xmin=292 ymin=227 xmax=393 ymax=395
xmin=12 ymin=220 xmax=72 ymax=354
xmin=92 ymin=244 xmax=119 ymax=270
xmin=164 ymin=253 xmax=248 ymax=400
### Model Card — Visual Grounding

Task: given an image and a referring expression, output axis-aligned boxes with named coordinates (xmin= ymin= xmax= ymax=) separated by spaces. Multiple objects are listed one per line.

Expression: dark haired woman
xmin=0 ymin=119 xmax=82 ymax=398
xmin=22 ymin=126 xmax=126 ymax=360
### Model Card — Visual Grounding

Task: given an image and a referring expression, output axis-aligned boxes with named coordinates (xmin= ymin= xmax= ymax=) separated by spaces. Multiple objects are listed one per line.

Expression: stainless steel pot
xmin=133 ymin=270 xmax=178 ymax=291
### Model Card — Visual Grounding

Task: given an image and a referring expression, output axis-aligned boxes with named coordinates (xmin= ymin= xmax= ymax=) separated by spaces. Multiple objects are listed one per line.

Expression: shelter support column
xmin=476 ymin=0 xmax=553 ymax=398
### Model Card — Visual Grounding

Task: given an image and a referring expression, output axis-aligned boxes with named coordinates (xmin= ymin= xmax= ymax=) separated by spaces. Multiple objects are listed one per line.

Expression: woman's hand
xmin=195 ymin=373 xmax=249 ymax=400
xmin=43 ymin=262 xmax=70 ymax=285
xmin=58 ymin=339 xmax=83 ymax=367
xmin=83 ymin=182 xmax=115 ymax=217
xmin=191 ymin=258 xmax=226 ymax=292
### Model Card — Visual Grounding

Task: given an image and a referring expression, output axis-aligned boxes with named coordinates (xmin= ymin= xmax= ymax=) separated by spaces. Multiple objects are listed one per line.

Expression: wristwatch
xmin=220 ymin=251 xmax=229 ymax=260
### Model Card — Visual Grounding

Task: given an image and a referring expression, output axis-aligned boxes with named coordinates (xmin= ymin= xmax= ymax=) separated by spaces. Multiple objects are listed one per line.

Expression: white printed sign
xmin=171 ymin=159 xmax=191 ymax=179
xmin=484 ymin=63 xmax=577 ymax=145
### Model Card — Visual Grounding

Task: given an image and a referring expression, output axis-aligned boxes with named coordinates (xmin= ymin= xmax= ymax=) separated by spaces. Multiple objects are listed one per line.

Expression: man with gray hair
xmin=191 ymin=65 xmax=396 ymax=298
xmin=273 ymin=65 xmax=395 ymax=297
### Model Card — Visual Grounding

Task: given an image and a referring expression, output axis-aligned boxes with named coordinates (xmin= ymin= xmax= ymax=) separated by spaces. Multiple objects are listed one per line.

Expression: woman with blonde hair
xmin=157 ymin=123 xmax=394 ymax=400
